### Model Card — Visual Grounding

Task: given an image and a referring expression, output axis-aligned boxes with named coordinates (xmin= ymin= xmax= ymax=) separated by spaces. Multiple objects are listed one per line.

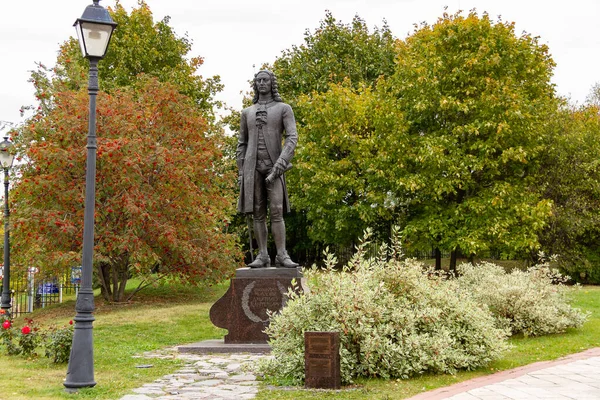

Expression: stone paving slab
xmin=120 ymin=351 xmax=268 ymax=400
xmin=408 ymin=348 xmax=600 ymax=400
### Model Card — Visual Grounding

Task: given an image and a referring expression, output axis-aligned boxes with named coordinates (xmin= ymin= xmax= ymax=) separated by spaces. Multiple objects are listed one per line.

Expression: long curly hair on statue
xmin=252 ymin=70 xmax=283 ymax=104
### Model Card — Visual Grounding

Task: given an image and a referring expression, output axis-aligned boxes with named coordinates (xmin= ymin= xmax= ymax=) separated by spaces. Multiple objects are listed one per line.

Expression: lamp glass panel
xmin=0 ymin=149 xmax=14 ymax=169
xmin=80 ymin=22 xmax=113 ymax=57
xmin=74 ymin=22 xmax=87 ymax=58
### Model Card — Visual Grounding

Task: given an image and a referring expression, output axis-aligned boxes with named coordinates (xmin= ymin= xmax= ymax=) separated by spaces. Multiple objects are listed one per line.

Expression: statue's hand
xmin=238 ymin=172 xmax=243 ymax=186
xmin=265 ymin=159 xmax=286 ymax=184
xmin=272 ymin=162 xmax=286 ymax=178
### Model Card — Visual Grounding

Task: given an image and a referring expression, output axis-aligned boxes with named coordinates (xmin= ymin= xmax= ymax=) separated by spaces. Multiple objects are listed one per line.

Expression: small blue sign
xmin=71 ymin=266 xmax=82 ymax=284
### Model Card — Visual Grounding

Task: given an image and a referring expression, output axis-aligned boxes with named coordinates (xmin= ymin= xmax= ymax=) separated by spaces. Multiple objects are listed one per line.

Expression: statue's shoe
xmin=247 ymin=254 xmax=271 ymax=268
xmin=275 ymin=254 xmax=299 ymax=268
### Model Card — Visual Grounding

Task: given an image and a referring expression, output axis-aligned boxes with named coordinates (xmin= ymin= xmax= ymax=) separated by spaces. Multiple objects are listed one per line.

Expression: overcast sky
xmin=1 ymin=0 xmax=599 ymax=134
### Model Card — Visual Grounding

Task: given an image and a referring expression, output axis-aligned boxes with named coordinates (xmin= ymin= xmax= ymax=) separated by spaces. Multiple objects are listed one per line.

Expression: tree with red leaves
xmin=11 ymin=77 xmax=240 ymax=302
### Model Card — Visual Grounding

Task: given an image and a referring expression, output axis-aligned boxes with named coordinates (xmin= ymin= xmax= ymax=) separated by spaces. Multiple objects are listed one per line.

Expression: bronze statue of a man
xmin=236 ymin=70 xmax=299 ymax=268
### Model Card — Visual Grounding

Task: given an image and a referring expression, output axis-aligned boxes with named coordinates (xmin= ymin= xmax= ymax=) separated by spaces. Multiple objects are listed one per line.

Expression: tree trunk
xmin=98 ymin=262 xmax=113 ymax=302
xmin=117 ymin=264 xmax=128 ymax=302
xmin=449 ymin=249 xmax=457 ymax=273
xmin=96 ymin=254 xmax=131 ymax=303
xmin=111 ymin=253 xmax=130 ymax=302
xmin=111 ymin=263 xmax=119 ymax=302
xmin=434 ymin=248 xmax=442 ymax=270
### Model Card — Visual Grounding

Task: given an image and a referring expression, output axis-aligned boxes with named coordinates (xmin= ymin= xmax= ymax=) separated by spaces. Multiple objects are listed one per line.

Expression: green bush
xmin=456 ymin=261 xmax=588 ymax=336
xmin=43 ymin=322 xmax=74 ymax=363
xmin=260 ymin=230 xmax=510 ymax=385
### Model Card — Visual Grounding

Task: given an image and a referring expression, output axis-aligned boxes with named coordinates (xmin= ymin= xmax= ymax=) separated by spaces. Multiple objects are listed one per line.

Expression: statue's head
xmin=252 ymin=70 xmax=282 ymax=104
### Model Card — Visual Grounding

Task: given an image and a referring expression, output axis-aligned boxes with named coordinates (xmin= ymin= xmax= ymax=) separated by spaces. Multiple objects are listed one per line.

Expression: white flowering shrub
xmin=259 ymin=230 xmax=509 ymax=385
xmin=456 ymin=261 xmax=588 ymax=337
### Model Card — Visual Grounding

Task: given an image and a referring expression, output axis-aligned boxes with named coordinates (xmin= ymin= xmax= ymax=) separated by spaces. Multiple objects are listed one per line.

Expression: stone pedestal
xmin=209 ymin=267 xmax=305 ymax=344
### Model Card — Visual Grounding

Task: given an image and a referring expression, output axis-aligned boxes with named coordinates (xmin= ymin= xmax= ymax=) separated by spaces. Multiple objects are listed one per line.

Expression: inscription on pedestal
xmin=305 ymin=332 xmax=341 ymax=389
xmin=242 ymin=281 xmax=286 ymax=323
xmin=209 ymin=267 xmax=305 ymax=344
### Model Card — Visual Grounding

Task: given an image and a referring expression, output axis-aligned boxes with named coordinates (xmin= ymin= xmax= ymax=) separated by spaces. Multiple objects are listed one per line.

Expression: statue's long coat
xmin=236 ymin=101 xmax=298 ymax=214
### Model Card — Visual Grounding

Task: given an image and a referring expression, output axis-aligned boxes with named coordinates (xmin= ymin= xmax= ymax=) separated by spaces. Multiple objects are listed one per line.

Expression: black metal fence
xmin=1 ymin=268 xmax=80 ymax=318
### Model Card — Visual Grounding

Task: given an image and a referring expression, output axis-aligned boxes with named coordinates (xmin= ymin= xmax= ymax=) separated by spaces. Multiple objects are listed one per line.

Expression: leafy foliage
xmin=11 ymin=1 xmax=238 ymax=301
xmin=1 ymin=314 xmax=73 ymax=363
xmin=272 ymin=11 xmax=560 ymax=259
xmin=457 ymin=261 xmax=588 ymax=336
xmin=289 ymin=82 xmax=407 ymax=246
xmin=30 ymin=0 xmax=222 ymax=119
xmin=585 ymin=82 xmax=600 ymax=107
xmin=261 ymin=230 xmax=587 ymax=386
xmin=0 ymin=317 xmax=20 ymax=356
xmin=272 ymin=11 xmax=397 ymax=109
xmin=17 ymin=320 xmax=40 ymax=357
xmin=536 ymin=103 xmax=600 ymax=282
xmin=388 ymin=11 xmax=557 ymax=258
xmin=260 ymin=229 xmax=509 ymax=385
xmin=43 ymin=323 xmax=73 ymax=363
xmin=11 ymin=78 xmax=240 ymax=302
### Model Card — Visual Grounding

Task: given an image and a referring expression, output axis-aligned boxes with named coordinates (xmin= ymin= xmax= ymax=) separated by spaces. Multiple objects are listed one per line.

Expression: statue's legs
xmin=247 ymin=167 xmax=270 ymax=268
xmin=248 ymin=165 xmax=298 ymax=268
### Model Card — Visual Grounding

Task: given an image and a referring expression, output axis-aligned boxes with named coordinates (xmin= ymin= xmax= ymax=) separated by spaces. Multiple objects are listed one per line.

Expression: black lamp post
xmin=64 ymin=0 xmax=116 ymax=391
xmin=0 ymin=137 xmax=15 ymax=316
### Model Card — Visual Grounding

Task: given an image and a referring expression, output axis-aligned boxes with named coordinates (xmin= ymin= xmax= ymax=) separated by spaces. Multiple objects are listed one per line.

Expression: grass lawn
xmin=0 ymin=277 xmax=598 ymax=400
xmin=0 ymin=279 xmax=228 ymax=400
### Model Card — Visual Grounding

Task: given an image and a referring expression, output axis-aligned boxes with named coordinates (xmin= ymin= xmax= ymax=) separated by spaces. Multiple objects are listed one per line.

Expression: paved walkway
xmin=120 ymin=351 xmax=269 ymax=400
xmin=408 ymin=348 xmax=600 ymax=400
xmin=120 ymin=347 xmax=600 ymax=400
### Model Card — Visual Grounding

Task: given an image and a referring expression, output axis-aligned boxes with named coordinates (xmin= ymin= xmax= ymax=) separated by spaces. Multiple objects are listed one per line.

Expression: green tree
xmin=388 ymin=11 xmax=557 ymax=268
xmin=537 ymin=102 xmax=600 ymax=282
xmin=12 ymin=78 xmax=240 ymax=302
xmin=272 ymin=10 xmax=397 ymax=108
xmin=30 ymin=0 xmax=222 ymax=119
xmin=290 ymin=81 xmax=407 ymax=246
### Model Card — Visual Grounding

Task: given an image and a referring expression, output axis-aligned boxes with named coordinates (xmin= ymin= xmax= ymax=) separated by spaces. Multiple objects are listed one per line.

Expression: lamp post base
xmin=64 ymin=289 xmax=96 ymax=390
xmin=63 ymin=324 xmax=96 ymax=390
